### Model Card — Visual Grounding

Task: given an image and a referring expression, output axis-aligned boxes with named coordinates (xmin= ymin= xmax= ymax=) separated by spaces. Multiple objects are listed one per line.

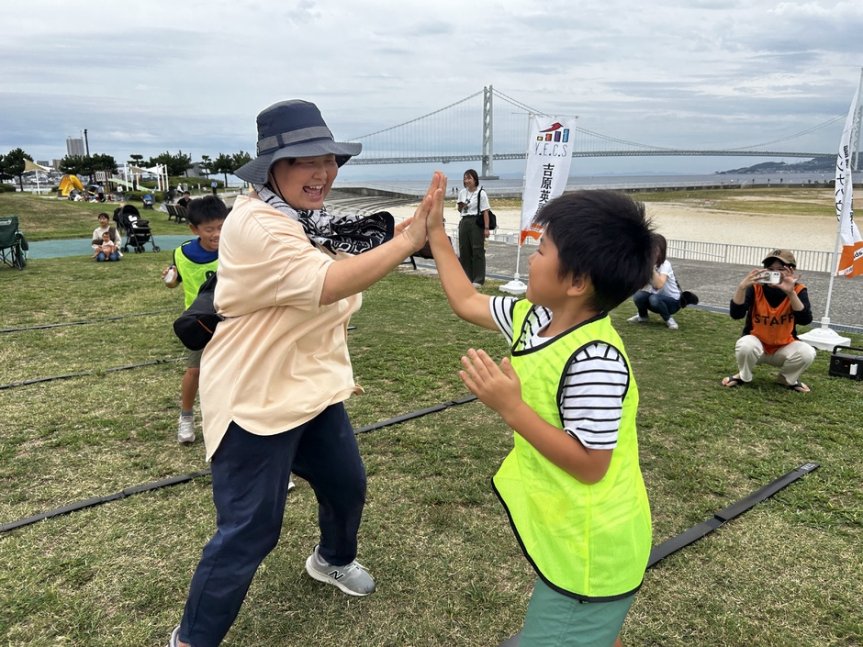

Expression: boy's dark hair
xmin=533 ymin=190 xmax=654 ymax=312
xmin=187 ymin=195 xmax=228 ymax=226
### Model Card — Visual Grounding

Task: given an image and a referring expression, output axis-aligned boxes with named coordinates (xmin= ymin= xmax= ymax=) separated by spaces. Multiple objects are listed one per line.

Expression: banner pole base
xmin=798 ymin=318 xmax=851 ymax=352
xmin=500 ymin=278 xmax=527 ymax=295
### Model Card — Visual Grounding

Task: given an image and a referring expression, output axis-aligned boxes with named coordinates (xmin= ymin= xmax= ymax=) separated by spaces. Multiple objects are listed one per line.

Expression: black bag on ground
xmin=173 ymin=272 xmax=222 ymax=351
xmin=679 ymin=290 xmax=699 ymax=308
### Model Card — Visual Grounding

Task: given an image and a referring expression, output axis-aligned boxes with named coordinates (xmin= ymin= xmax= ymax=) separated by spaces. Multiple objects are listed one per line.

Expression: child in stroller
xmin=113 ymin=205 xmax=161 ymax=253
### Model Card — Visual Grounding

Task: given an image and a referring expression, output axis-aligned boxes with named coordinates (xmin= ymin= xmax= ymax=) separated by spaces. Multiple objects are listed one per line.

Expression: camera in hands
xmin=756 ymin=270 xmax=781 ymax=285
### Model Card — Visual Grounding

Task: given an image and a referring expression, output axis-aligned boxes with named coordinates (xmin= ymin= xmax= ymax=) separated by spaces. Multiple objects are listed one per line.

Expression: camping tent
xmin=58 ymin=175 xmax=84 ymax=197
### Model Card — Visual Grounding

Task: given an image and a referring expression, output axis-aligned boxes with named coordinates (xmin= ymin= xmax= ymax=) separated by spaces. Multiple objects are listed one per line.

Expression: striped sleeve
xmin=489 ymin=296 xmax=517 ymax=344
xmin=559 ymin=342 xmax=628 ymax=450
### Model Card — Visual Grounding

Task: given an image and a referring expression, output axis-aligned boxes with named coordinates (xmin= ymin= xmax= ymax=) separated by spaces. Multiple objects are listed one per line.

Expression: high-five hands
xmin=400 ymin=171 xmax=447 ymax=251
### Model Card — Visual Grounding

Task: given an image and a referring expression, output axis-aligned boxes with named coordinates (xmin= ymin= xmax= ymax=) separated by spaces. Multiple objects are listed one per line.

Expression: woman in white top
xmin=627 ymin=233 xmax=682 ymax=329
xmin=456 ymin=168 xmax=491 ymax=286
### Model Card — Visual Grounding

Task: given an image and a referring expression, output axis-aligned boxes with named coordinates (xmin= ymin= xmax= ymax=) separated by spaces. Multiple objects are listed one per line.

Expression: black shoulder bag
xmin=474 ymin=187 xmax=497 ymax=231
xmin=173 ymin=272 xmax=223 ymax=351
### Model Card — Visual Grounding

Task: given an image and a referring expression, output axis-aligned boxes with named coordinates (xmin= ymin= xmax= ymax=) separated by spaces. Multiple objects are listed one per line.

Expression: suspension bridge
xmin=348 ymin=86 xmax=852 ymax=178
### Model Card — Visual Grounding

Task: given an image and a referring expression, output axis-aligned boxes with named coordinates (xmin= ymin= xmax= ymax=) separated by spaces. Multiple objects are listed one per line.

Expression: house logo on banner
xmin=519 ymin=116 xmax=577 ymax=244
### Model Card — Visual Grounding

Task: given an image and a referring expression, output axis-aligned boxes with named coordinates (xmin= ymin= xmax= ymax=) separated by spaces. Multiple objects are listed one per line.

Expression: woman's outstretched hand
xmin=400 ymin=172 xmax=446 ymax=251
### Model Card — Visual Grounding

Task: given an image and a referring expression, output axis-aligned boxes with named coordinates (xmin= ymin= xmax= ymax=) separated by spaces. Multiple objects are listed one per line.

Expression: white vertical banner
xmin=835 ymin=83 xmax=863 ymax=277
xmin=519 ymin=115 xmax=577 ymax=244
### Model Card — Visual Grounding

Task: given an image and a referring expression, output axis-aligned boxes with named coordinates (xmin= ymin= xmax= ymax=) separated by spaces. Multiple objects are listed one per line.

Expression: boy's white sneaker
xmin=627 ymin=314 xmax=648 ymax=323
xmin=666 ymin=317 xmax=679 ymax=330
xmin=177 ymin=415 xmax=196 ymax=444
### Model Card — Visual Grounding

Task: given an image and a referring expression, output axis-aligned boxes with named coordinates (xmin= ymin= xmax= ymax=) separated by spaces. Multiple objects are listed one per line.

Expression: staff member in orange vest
xmin=721 ymin=249 xmax=816 ymax=392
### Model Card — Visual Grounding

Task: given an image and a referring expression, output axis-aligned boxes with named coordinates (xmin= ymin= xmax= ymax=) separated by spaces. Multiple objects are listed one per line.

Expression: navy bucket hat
xmin=234 ymin=100 xmax=361 ymax=184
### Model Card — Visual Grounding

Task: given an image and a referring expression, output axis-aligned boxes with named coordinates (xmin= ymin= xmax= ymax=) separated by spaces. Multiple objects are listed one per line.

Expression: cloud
xmin=2 ymin=0 xmax=860 ymax=174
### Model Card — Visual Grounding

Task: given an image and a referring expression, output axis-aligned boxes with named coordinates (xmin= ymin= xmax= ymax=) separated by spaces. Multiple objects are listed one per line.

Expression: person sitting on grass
xmin=721 ymin=249 xmax=816 ymax=393
xmin=426 ymin=185 xmax=654 ymax=647
xmin=91 ymin=212 xmax=122 ymax=261
xmin=93 ymin=231 xmax=120 ymax=262
xmin=627 ymin=233 xmax=681 ymax=330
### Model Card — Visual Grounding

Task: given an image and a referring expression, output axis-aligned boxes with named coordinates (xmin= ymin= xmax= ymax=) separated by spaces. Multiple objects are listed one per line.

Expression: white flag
xmin=835 ymin=84 xmax=863 ymax=277
xmin=519 ymin=116 xmax=577 ymax=244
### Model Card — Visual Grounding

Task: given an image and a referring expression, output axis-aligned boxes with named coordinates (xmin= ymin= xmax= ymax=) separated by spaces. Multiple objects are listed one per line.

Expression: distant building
xmin=66 ymin=137 xmax=85 ymax=157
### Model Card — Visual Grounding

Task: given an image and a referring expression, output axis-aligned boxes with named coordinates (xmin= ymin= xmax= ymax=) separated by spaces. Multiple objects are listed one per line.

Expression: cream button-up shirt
xmin=199 ymin=195 xmax=360 ymax=461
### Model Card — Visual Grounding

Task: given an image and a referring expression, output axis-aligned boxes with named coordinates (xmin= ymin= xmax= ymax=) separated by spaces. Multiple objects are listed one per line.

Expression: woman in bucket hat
xmin=168 ymin=100 xmax=445 ymax=647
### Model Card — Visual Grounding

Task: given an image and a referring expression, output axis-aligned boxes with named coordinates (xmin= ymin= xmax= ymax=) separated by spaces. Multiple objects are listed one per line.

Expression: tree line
xmin=0 ymin=148 xmax=253 ymax=191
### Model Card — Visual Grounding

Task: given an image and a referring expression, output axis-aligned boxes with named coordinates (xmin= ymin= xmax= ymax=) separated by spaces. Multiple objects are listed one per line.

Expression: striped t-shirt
xmin=489 ymin=297 xmax=627 ymax=450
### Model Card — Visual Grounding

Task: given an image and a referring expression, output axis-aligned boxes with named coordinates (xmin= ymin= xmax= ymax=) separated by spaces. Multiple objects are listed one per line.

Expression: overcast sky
xmin=3 ymin=0 xmax=862 ymax=177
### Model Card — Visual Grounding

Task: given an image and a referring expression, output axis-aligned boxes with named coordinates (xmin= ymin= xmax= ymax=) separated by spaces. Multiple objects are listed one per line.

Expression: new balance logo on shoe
xmin=305 ymin=546 xmax=376 ymax=596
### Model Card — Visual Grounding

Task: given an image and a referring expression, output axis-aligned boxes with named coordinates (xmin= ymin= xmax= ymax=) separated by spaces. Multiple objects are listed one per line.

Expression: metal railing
xmin=666 ymin=240 xmax=834 ymax=273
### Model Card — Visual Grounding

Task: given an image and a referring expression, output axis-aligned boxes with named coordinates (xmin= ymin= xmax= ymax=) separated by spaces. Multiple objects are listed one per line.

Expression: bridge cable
xmin=720 ymin=114 xmax=845 ymax=151
xmin=351 ymin=90 xmax=484 ymax=140
xmin=491 ymin=88 xmax=547 ymax=116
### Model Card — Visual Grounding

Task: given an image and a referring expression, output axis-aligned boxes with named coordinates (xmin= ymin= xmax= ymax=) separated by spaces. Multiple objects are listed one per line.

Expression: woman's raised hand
xmin=401 ymin=172 xmax=446 ymax=250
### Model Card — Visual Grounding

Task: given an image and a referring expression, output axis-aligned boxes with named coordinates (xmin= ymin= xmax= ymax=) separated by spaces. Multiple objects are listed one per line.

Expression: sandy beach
xmin=385 ymin=197 xmax=842 ymax=253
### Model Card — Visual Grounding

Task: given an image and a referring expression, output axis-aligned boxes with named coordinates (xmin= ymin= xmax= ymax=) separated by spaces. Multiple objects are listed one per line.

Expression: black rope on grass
xmin=646 ymin=461 xmax=820 ymax=567
xmin=0 ymin=471 xmax=212 ymax=533
xmin=0 ymin=357 xmax=183 ymax=391
xmin=0 ymin=393 xmax=480 ymax=533
xmin=0 ymin=308 xmax=176 ymax=334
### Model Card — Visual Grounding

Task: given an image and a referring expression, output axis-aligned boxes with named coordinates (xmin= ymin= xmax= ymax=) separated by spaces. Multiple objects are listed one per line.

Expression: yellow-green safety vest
xmin=492 ymin=300 xmax=652 ymax=600
xmin=174 ymin=241 xmax=218 ymax=309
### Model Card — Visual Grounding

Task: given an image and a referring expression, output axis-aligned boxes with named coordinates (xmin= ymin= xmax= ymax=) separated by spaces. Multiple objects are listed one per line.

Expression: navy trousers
xmin=179 ymin=403 xmax=366 ymax=647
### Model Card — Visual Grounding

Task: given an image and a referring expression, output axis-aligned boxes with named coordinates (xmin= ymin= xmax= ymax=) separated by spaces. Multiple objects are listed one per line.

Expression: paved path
xmin=412 ymin=241 xmax=863 ymax=333
xmin=24 ymin=235 xmax=190 ymax=260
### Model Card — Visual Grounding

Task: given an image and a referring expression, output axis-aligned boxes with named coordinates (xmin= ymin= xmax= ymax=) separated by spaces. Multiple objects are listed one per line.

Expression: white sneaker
xmin=288 ymin=477 xmax=296 ymax=491
xmin=305 ymin=545 xmax=376 ymax=596
xmin=166 ymin=625 xmax=180 ymax=647
xmin=177 ymin=415 xmax=196 ymax=444
xmin=666 ymin=317 xmax=679 ymax=330
xmin=627 ymin=314 xmax=648 ymax=323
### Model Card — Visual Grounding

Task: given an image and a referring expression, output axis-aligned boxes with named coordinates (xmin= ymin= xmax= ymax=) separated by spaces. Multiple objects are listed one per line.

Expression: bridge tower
xmin=481 ymin=85 xmax=499 ymax=179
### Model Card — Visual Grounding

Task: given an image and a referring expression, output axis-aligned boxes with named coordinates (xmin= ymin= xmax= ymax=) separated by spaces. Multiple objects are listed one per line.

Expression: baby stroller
xmin=113 ymin=205 xmax=160 ymax=253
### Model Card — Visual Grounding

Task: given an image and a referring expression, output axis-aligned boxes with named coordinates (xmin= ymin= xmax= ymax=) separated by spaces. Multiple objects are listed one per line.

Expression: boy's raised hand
xmin=459 ymin=349 xmax=522 ymax=416
xmin=400 ymin=171 xmax=445 ymax=250
xmin=427 ymin=172 xmax=448 ymax=234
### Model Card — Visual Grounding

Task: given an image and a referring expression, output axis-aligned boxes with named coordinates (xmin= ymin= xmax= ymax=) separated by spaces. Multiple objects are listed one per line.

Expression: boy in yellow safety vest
xmin=162 ymin=196 xmax=227 ymax=444
xmin=426 ymin=184 xmax=654 ymax=647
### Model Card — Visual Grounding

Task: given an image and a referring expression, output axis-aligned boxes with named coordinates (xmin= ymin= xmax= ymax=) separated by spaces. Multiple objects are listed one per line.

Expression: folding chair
xmin=0 ymin=216 xmax=28 ymax=270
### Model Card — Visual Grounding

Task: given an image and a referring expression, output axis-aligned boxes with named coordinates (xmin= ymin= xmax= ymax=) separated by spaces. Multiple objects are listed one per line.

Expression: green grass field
xmin=0 ymin=191 xmax=861 ymax=646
